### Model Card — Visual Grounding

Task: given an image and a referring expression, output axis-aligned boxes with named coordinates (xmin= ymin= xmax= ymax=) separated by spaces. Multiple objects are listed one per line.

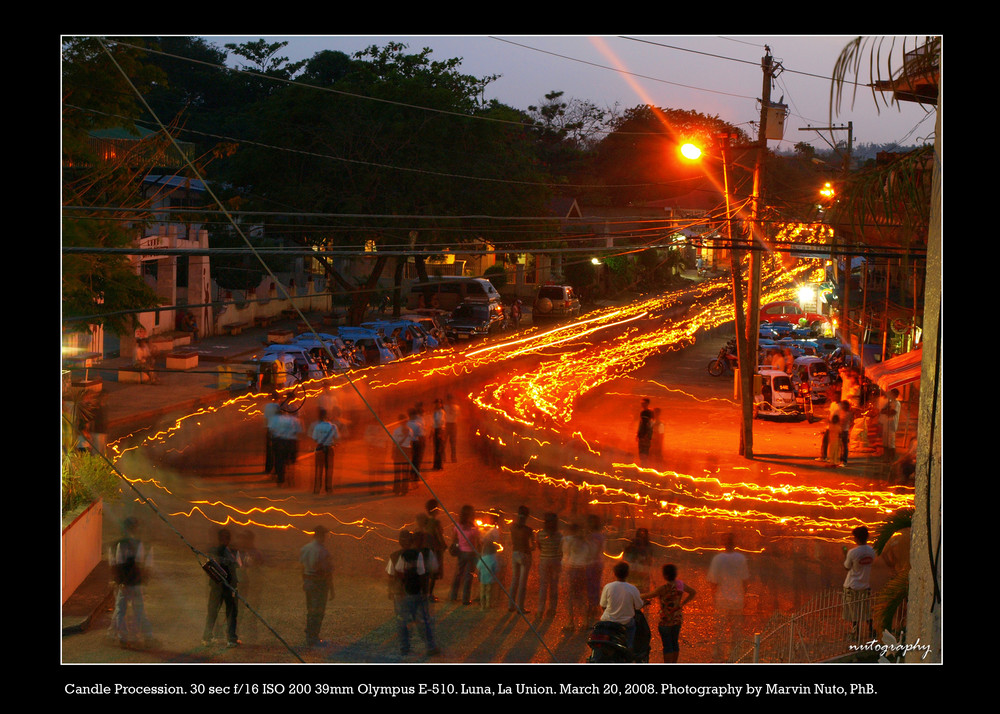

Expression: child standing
xmin=477 ymin=542 xmax=500 ymax=609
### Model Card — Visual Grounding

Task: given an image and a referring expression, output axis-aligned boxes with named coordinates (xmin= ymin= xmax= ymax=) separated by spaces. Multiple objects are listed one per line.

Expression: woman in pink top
xmin=449 ymin=505 xmax=481 ymax=605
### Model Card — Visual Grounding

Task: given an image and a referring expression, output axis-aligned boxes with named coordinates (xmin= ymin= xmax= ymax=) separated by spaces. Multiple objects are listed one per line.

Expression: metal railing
xmin=730 ymin=588 xmax=883 ymax=663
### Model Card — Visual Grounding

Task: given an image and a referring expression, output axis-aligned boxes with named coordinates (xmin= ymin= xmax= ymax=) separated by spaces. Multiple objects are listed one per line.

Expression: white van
xmin=754 ymin=368 xmax=801 ymax=418
xmin=406 ymin=277 xmax=501 ymax=311
xmin=791 ymin=356 xmax=834 ymax=403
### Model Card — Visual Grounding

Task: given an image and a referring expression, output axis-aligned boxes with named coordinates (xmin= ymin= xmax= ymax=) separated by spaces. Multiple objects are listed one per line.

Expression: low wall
xmin=62 ymin=499 xmax=103 ymax=604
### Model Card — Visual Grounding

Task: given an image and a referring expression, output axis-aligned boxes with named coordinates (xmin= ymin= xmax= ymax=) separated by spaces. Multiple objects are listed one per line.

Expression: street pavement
xmin=61 ymin=303 xmax=911 ymax=670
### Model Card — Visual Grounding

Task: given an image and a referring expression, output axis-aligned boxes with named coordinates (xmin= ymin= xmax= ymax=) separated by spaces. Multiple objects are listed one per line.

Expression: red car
xmin=759 ymin=301 xmax=829 ymax=329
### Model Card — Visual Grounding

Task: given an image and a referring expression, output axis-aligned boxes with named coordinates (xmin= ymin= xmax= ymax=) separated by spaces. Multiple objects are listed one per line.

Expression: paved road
xmin=63 ymin=304 xmax=911 ymax=672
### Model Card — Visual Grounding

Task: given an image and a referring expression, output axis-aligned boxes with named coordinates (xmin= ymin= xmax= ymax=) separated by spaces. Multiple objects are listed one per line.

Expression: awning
xmin=864 ymin=346 xmax=923 ymax=392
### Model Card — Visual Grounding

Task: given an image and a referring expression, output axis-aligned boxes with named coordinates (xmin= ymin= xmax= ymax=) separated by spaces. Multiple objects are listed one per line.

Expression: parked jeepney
xmin=335 ymin=326 xmax=398 ymax=366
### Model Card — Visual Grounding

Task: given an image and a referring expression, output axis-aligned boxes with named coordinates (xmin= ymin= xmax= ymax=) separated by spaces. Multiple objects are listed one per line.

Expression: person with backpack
xmin=107 ymin=517 xmax=154 ymax=647
xmin=387 ymin=530 xmax=440 ymax=657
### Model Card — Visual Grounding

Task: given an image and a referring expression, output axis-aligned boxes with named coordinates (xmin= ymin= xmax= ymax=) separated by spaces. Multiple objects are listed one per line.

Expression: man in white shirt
xmin=391 ymin=414 xmax=412 ymax=495
xmin=843 ymin=525 xmax=876 ymax=636
xmin=707 ymin=533 xmax=750 ymax=661
xmin=599 ymin=562 xmax=644 ymax=650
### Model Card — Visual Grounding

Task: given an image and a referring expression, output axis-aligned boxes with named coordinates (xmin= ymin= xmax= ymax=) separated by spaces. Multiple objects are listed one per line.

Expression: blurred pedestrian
xmin=407 ymin=407 xmax=426 ymax=482
xmin=843 ymin=525 xmax=876 ymax=638
xmin=263 ymin=398 xmax=280 ymax=475
xmin=272 ymin=407 xmax=303 ymax=487
xmin=300 ymin=525 xmax=334 ymax=648
xmin=585 ymin=513 xmax=606 ymax=616
xmin=636 ymin=398 xmax=654 ymax=464
xmin=562 ymin=522 xmax=593 ymax=631
xmin=444 ymin=394 xmax=460 ymax=463
xmin=536 ymin=512 xmax=563 ymax=617
xmin=449 ymin=505 xmax=481 ymax=605
xmin=432 ymin=398 xmax=445 ymax=470
xmin=707 ymin=533 xmax=750 ymax=661
xmin=202 ymin=528 xmax=241 ymax=648
xmin=508 ymin=505 xmax=535 ymax=614
xmin=641 ymin=563 xmax=696 ymax=663
xmin=838 ymin=400 xmax=853 ymax=465
xmin=422 ymin=499 xmax=447 ymax=601
xmin=364 ymin=414 xmax=388 ymax=493
xmin=135 ymin=338 xmax=158 ymax=384
xmin=107 ymin=517 xmax=154 ymax=647
xmin=477 ymin=541 xmax=501 ymax=609
xmin=827 ymin=414 xmax=843 ymax=466
xmin=391 ymin=414 xmax=412 ymax=495
xmin=879 ymin=388 xmax=901 ymax=463
xmin=650 ymin=408 xmax=665 ymax=464
xmin=387 ymin=530 xmax=440 ymax=656
xmin=236 ymin=530 xmax=264 ymax=643
xmin=310 ymin=409 xmax=340 ymax=494
xmin=623 ymin=527 xmax=653 ymax=593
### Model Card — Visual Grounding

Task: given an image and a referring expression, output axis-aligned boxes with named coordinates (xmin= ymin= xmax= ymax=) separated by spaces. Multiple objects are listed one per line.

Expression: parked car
xmin=759 ymin=300 xmax=830 ymax=331
xmin=446 ymin=300 xmax=508 ymax=340
xmin=533 ymin=284 xmax=581 ymax=321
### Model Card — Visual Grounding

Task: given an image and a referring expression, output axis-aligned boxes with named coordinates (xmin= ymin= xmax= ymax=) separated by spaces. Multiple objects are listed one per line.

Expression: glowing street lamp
xmin=680 ymin=142 xmax=702 ymax=161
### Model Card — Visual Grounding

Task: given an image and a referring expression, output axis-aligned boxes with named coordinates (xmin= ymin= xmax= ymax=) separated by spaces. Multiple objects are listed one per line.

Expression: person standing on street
xmin=508 ymin=505 xmax=535 ymax=614
xmin=536 ymin=512 xmax=563 ymax=617
xmin=310 ymin=409 xmax=340 ymax=494
xmin=387 ymin=530 xmax=440 ymax=657
xmin=641 ymin=563 xmax=696 ymax=663
xmin=107 ymin=517 xmax=154 ymax=647
xmin=843 ymin=525 xmax=876 ymax=638
xmin=273 ymin=407 xmax=303 ymax=487
xmin=263 ymin=398 xmax=280 ymax=475
xmin=202 ymin=528 xmax=241 ymax=648
xmin=432 ymin=398 xmax=446 ymax=471
xmin=636 ymin=398 xmax=654 ymax=464
xmin=706 ymin=532 xmax=750 ymax=661
xmin=444 ymin=394 xmax=460 ymax=463
xmin=300 ymin=525 xmax=334 ymax=648
xmin=391 ymin=414 xmax=412 ymax=495
xmin=407 ymin=407 xmax=426 ymax=483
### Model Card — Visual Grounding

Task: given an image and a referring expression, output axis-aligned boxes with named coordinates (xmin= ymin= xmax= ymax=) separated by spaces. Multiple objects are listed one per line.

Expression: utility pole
xmin=737 ymin=47 xmax=781 ymax=458
xmin=799 ymin=122 xmax=854 ymax=349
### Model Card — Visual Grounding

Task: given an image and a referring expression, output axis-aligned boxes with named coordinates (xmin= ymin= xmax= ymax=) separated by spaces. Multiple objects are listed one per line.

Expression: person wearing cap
xmin=300 ymin=526 xmax=334 ymax=647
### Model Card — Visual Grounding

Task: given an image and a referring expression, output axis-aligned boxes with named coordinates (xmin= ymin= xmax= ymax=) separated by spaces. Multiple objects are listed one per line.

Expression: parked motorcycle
xmin=708 ymin=340 xmax=739 ymax=377
xmin=585 ymin=610 xmax=651 ymax=663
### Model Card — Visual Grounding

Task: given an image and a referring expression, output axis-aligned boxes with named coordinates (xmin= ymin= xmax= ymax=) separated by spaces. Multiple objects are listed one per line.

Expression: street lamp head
xmin=680 ymin=143 xmax=702 ymax=161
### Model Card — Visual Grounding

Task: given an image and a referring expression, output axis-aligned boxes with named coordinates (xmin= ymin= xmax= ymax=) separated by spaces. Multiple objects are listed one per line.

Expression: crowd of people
xmin=103 ymin=505 xmax=889 ymax=663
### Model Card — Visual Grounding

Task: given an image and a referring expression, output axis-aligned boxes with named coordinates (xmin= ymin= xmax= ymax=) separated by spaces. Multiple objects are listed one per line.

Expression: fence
xmin=729 ymin=587 xmax=891 ymax=663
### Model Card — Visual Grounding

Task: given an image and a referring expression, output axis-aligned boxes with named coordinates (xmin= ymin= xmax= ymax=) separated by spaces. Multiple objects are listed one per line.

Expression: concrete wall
xmin=62 ymin=499 xmax=103 ymax=604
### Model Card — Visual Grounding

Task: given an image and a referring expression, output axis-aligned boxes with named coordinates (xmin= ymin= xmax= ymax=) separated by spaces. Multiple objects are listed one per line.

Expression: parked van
xmin=335 ymin=326 xmax=398 ymax=366
xmin=791 ymin=356 xmax=834 ymax=403
xmin=753 ymin=368 xmax=801 ymax=418
xmin=406 ymin=277 xmax=501 ymax=311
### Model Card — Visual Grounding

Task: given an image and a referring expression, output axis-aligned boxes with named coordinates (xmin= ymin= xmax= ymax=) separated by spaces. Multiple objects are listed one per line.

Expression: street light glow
xmin=680 ymin=143 xmax=702 ymax=161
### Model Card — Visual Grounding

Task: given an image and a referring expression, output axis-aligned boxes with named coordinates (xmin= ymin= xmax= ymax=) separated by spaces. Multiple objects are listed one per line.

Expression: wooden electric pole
xmin=737 ymin=47 xmax=781 ymax=458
